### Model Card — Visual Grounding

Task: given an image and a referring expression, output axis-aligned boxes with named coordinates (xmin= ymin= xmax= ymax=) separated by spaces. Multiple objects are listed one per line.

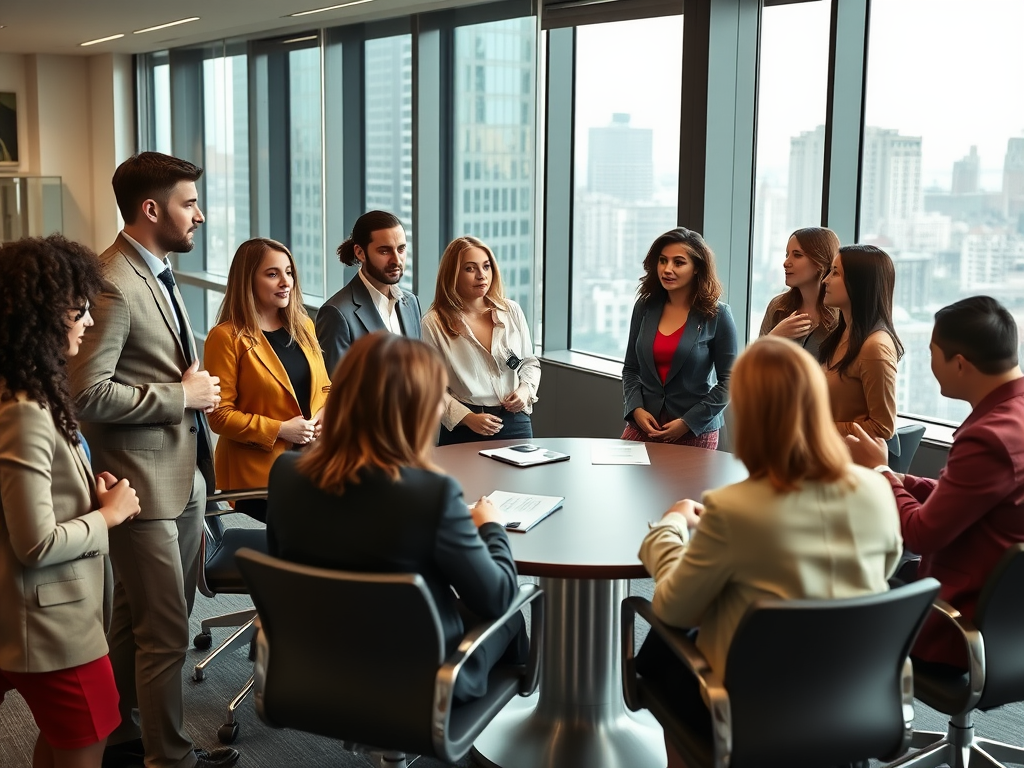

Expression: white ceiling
xmin=0 ymin=0 xmax=478 ymax=56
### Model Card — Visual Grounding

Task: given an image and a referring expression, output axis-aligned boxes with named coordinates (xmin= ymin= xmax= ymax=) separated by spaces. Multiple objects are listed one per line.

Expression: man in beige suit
xmin=68 ymin=153 xmax=238 ymax=768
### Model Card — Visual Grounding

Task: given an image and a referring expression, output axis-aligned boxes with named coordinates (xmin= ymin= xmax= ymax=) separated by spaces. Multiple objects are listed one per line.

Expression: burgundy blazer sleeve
xmin=894 ymin=426 xmax=1016 ymax=554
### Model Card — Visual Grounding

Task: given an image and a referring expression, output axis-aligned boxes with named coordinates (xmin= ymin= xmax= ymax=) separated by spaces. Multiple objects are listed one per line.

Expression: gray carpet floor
xmin=2 ymin=515 xmax=1023 ymax=767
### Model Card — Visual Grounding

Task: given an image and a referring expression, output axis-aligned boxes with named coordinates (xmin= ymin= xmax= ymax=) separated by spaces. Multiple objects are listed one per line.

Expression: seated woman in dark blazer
xmin=622 ymin=227 xmax=738 ymax=449
xmin=0 ymin=236 xmax=140 ymax=768
xmin=266 ymin=331 xmax=527 ymax=702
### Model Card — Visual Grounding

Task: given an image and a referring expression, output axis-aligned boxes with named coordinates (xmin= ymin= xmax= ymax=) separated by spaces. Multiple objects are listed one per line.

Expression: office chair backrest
xmin=723 ymin=578 xmax=940 ymax=768
xmin=236 ymin=548 xmax=447 ymax=755
xmin=886 ymin=424 xmax=926 ymax=474
xmin=974 ymin=543 xmax=1024 ymax=709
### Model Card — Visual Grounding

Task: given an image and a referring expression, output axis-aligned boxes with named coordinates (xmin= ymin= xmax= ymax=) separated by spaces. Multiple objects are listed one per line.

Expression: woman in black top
xmin=267 ymin=332 xmax=528 ymax=702
xmin=205 ymin=238 xmax=331 ymax=521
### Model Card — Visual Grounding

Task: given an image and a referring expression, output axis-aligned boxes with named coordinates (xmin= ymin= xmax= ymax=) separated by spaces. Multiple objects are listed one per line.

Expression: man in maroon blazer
xmin=847 ymin=295 xmax=1024 ymax=669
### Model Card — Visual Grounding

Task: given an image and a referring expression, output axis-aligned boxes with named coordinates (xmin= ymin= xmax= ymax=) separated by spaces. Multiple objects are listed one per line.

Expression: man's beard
xmin=156 ymin=219 xmax=196 ymax=254
xmin=363 ymin=259 xmax=402 ymax=285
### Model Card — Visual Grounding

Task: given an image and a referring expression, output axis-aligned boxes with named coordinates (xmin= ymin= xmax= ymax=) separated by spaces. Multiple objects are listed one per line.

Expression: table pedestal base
xmin=471 ymin=578 xmax=665 ymax=768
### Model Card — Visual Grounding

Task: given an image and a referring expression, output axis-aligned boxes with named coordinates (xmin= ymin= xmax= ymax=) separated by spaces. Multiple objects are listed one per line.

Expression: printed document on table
xmin=591 ymin=442 xmax=651 ymax=465
xmin=487 ymin=490 xmax=564 ymax=532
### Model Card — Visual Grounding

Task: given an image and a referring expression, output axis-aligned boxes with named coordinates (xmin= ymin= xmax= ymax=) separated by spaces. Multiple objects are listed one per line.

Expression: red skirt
xmin=0 ymin=655 xmax=120 ymax=749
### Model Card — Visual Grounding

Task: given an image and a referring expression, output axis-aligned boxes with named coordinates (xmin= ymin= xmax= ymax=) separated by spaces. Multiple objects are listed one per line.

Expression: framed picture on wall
xmin=0 ymin=92 xmax=19 ymax=165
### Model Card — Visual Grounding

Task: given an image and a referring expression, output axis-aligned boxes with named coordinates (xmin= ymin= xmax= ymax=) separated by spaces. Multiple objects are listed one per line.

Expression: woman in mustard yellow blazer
xmin=205 ymin=238 xmax=331 ymax=521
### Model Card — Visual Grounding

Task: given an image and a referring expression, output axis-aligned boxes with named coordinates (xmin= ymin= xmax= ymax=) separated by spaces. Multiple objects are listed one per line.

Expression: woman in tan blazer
xmin=205 ymin=238 xmax=331 ymax=522
xmin=0 ymin=236 xmax=139 ymax=768
xmin=636 ymin=337 xmax=902 ymax=768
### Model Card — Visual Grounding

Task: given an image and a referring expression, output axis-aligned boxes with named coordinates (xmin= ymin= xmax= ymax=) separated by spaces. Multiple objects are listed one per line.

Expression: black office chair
xmin=193 ymin=488 xmax=268 ymax=743
xmin=885 ymin=544 xmax=1024 ymax=768
xmin=235 ymin=547 xmax=544 ymax=768
xmin=887 ymin=424 xmax=927 ymax=474
xmin=622 ymin=579 xmax=940 ymax=768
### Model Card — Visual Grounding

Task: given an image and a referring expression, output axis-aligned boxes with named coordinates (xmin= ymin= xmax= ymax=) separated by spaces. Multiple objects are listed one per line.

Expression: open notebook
xmin=487 ymin=490 xmax=564 ymax=532
xmin=479 ymin=444 xmax=570 ymax=467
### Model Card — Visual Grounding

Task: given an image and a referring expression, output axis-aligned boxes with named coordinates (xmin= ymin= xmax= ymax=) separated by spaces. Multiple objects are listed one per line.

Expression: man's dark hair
xmin=112 ymin=152 xmax=203 ymax=224
xmin=933 ymin=296 xmax=1018 ymax=375
xmin=337 ymin=210 xmax=403 ymax=266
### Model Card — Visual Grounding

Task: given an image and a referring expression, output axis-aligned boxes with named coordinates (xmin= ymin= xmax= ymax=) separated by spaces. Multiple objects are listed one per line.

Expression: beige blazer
xmin=68 ymin=234 xmax=214 ymax=520
xmin=639 ymin=465 xmax=903 ymax=677
xmin=0 ymin=394 xmax=111 ymax=673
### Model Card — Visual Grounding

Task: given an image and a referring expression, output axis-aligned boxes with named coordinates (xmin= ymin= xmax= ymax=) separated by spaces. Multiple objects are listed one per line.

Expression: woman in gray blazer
xmin=622 ymin=228 xmax=738 ymax=449
xmin=0 ymin=236 xmax=139 ymax=768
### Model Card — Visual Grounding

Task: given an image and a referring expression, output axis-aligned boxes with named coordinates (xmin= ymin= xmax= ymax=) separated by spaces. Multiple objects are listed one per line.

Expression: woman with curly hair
xmin=205 ymin=238 xmax=330 ymax=522
xmin=421 ymin=236 xmax=541 ymax=445
xmin=621 ymin=227 xmax=738 ymax=449
xmin=0 ymin=235 xmax=140 ymax=768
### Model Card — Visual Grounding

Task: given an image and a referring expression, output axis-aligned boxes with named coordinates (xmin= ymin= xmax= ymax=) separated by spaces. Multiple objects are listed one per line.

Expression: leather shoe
xmin=101 ymin=739 xmax=145 ymax=768
xmin=194 ymin=747 xmax=240 ymax=768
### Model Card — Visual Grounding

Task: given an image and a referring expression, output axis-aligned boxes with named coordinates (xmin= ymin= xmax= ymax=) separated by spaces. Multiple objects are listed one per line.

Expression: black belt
xmin=459 ymin=402 xmax=505 ymax=416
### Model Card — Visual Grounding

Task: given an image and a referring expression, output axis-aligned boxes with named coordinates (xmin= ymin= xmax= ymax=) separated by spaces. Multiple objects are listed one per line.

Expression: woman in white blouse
xmin=422 ymin=236 xmax=541 ymax=445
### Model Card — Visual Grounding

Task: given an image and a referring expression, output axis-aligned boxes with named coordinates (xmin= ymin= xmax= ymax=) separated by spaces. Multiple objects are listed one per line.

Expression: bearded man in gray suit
xmin=69 ymin=152 xmax=238 ymax=768
xmin=316 ymin=210 xmax=422 ymax=373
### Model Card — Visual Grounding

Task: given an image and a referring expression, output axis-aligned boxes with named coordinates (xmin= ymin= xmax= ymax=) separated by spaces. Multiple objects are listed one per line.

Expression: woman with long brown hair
xmin=636 ymin=336 xmax=902 ymax=767
xmin=758 ymin=226 xmax=840 ymax=358
xmin=422 ymin=236 xmax=540 ymax=445
xmin=204 ymin=238 xmax=331 ymax=521
xmin=621 ymin=227 xmax=737 ymax=448
xmin=819 ymin=244 xmax=904 ymax=439
xmin=267 ymin=332 xmax=527 ymax=702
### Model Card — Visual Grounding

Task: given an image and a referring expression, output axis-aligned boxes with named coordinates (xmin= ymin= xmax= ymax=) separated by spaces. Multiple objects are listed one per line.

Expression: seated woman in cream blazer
xmin=0 ymin=236 xmax=139 ymax=768
xmin=636 ymin=336 xmax=903 ymax=768
xmin=205 ymin=238 xmax=331 ymax=522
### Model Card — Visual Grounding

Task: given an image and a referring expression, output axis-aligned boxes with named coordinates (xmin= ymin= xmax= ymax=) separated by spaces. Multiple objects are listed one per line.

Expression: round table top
xmin=433 ymin=437 xmax=748 ymax=579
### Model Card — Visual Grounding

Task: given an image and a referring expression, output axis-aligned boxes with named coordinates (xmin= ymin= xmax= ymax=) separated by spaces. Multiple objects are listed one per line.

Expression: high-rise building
xmin=587 ymin=113 xmax=653 ymax=202
xmin=860 ymin=127 xmax=922 ymax=238
xmin=1003 ymin=136 xmax=1024 ymax=219
xmin=952 ymin=145 xmax=980 ymax=195
xmin=452 ymin=18 xmax=537 ymax=318
xmin=786 ymin=125 xmax=825 ymax=230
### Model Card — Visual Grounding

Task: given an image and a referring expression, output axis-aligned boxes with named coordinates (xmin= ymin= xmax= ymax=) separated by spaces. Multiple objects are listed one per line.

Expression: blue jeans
xmin=437 ymin=408 xmax=533 ymax=446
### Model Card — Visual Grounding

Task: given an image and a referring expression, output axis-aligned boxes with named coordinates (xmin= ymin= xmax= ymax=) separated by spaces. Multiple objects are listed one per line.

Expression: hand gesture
xmin=664 ymin=498 xmax=703 ymax=529
xmin=632 ymin=408 xmax=660 ymax=435
xmin=501 ymin=386 xmax=529 ymax=414
xmin=649 ymin=418 xmax=690 ymax=442
xmin=462 ymin=412 xmax=504 ymax=436
xmin=470 ymin=496 xmax=502 ymax=528
xmin=182 ymin=360 xmax=221 ymax=413
xmin=844 ymin=423 xmax=889 ymax=468
xmin=310 ymin=409 xmax=324 ymax=440
xmin=278 ymin=415 xmax=317 ymax=446
xmin=770 ymin=311 xmax=814 ymax=339
xmin=96 ymin=471 xmax=141 ymax=528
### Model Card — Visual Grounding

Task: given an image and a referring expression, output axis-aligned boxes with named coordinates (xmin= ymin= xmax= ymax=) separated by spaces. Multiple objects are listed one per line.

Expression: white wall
xmin=2 ymin=51 xmax=134 ymax=250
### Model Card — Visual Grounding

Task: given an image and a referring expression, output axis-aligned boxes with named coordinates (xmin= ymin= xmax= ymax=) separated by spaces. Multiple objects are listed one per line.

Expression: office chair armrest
xmin=436 ymin=583 xmax=544 ymax=704
xmin=922 ymin=598 xmax=986 ymax=712
xmin=622 ymin=597 xmax=732 ymax=768
xmin=205 ymin=488 xmax=268 ymax=516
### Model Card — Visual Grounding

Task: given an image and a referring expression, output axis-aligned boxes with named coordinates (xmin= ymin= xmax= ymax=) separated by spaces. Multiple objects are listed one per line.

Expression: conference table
xmin=432 ymin=437 xmax=748 ymax=768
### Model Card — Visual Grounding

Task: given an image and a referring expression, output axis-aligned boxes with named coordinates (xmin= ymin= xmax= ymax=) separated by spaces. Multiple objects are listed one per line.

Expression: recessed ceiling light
xmin=80 ymin=33 xmax=125 ymax=47
xmin=134 ymin=17 xmax=200 ymax=35
xmin=288 ymin=0 xmax=374 ymax=18
xmin=282 ymin=35 xmax=318 ymax=44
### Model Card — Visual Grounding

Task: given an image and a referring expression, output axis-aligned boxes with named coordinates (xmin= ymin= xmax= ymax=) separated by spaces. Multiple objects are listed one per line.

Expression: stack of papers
xmin=487 ymin=490 xmax=564 ymax=532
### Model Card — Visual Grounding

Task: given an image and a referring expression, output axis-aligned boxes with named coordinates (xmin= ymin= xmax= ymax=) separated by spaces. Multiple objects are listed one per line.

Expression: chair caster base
xmin=193 ymin=631 xmax=213 ymax=650
xmin=218 ymin=722 xmax=239 ymax=744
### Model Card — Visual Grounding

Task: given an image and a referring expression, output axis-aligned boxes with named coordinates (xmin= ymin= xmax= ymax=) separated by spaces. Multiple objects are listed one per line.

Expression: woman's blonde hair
xmin=429 ymin=235 xmax=507 ymax=338
xmin=217 ymin=238 xmax=317 ymax=350
xmin=296 ymin=332 xmax=446 ymax=494
xmin=731 ymin=336 xmax=852 ymax=492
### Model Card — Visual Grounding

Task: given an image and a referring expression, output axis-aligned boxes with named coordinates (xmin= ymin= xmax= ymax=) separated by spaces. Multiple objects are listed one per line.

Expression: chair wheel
xmin=218 ymin=722 xmax=239 ymax=744
xmin=193 ymin=632 xmax=213 ymax=650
